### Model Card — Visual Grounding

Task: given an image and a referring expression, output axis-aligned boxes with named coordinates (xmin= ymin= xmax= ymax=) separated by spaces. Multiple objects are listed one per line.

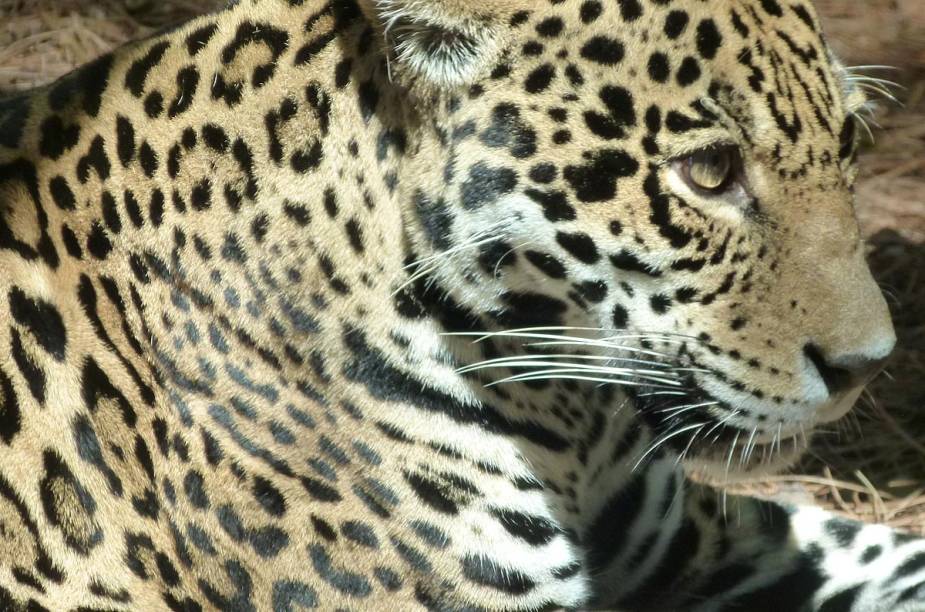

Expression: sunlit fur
xmin=0 ymin=0 xmax=921 ymax=609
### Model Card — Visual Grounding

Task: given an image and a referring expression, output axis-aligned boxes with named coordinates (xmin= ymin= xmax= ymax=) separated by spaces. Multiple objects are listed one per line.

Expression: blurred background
xmin=1 ymin=0 xmax=924 ymax=532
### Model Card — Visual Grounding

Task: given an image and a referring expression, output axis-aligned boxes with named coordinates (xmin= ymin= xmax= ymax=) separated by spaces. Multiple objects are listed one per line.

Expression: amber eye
xmin=681 ymin=147 xmax=739 ymax=194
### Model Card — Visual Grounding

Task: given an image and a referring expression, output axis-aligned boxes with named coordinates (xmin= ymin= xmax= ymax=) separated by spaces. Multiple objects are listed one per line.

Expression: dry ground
xmin=1 ymin=0 xmax=924 ymax=533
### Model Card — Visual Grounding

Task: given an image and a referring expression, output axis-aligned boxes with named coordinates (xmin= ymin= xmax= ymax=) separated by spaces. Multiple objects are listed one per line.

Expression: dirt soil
xmin=2 ymin=0 xmax=925 ymax=533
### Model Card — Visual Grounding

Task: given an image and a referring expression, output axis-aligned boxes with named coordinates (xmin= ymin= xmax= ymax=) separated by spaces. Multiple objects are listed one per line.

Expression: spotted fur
xmin=0 ymin=0 xmax=921 ymax=610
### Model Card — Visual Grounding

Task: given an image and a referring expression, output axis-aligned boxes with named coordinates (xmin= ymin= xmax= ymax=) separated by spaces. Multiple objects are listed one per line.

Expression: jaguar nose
xmin=803 ymin=343 xmax=891 ymax=397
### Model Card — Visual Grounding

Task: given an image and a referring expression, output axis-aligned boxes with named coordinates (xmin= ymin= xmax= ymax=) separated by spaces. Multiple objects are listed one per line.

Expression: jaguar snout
xmin=804 ymin=334 xmax=895 ymax=424
xmin=803 ymin=342 xmax=893 ymax=397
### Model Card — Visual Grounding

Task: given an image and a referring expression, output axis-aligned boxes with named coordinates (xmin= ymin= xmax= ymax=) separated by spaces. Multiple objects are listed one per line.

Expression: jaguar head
xmin=361 ymin=0 xmax=895 ymax=475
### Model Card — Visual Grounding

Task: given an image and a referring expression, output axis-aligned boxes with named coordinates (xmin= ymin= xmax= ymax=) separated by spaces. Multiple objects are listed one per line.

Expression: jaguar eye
xmin=681 ymin=146 xmax=739 ymax=194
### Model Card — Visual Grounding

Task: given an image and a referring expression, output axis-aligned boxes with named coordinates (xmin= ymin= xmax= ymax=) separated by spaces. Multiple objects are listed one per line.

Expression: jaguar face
xmin=375 ymin=0 xmax=895 ymax=475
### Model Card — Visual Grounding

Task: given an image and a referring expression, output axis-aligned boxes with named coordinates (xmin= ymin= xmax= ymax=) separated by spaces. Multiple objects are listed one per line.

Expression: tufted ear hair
xmin=358 ymin=0 xmax=524 ymax=88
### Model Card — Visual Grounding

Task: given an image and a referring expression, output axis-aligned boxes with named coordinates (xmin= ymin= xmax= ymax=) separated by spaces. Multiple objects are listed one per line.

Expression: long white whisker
xmin=446 ymin=331 xmax=678 ymax=359
xmin=448 ymin=329 xmax=679 ymax=345
xmin=524 ymin=340 xmax=672 ymax=359
xmin=484 ymin=370 xmax=684 ymax=389
xmin=678 ymin=423 xmax=708 ymax=465
xmin=774 ymin=422 xmax=783 ymax=460
xmin=456 ymin=353 xmax=673 ymax=374
xmin=740 ymin=426 xmax=759 ymax=466
xmin=445 ymin=325 xmax=700 ymax=342
xmin=404 ymin=230 xmax=501 ymax=271
xmin=480 ymin=362 xmax=682 ymax=387
xmin=466 ymin=362 xmax=683 ymax=384
xmin=600 ymin=334 xmax=687 ymax=346
xmin=848 ymin=73 xmax=903 ymax=86
xmin=703 ymin=409 xmax=741 ymax=441
xmin=395 ymin=230 xmax=507 ymax=295
xmin=854 ymin=82 xmax=901 ymax=104
xmin=846 ymin=64 xmax=899 ymax=72
xmin=492 ymin=240 xmax=534 ymax=278
xmin=854 ymin=113 xmax=877 ymax=143
xmin=632 ymin=423 xmax=707 ymax=472
xmin=724 ymin=430 xmax=741 ymax=479
xmin=656 ymin=401 xmax=720 ymax=417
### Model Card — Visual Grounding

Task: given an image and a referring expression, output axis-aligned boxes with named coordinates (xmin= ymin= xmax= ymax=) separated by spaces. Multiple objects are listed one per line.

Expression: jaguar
xmin=0 ymin=0 xmax=921 ymax=609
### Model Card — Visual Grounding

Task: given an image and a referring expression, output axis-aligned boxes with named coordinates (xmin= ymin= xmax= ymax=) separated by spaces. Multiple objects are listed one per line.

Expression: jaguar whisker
xmin=632 ymin=422 xmax=709 ymax=472
xmin=456 ymin=353 xmax=675 ymax=374
xmin=483 ymin=371 xmax=685 ymax=390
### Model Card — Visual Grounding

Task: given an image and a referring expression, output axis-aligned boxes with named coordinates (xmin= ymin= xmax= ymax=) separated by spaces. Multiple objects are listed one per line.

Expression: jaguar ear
xmin=359 ymin=0 xmax=520 ymax=87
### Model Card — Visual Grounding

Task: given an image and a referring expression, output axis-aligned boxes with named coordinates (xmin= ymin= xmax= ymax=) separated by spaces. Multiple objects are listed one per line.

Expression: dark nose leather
xmin=803 ymin=343 xmax=891 ymax=396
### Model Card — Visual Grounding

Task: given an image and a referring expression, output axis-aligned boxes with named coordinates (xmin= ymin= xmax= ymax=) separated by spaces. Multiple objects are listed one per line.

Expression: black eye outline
xmin=678 ymin=145 xmax=743 ymax=196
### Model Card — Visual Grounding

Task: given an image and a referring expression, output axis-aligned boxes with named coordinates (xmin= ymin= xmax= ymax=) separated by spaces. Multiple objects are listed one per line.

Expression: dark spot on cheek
xmin=528 ymin=163 xmax=557 ymax=184
xmin=522 ymin=41 xmax=544 ymax=56
xmin=580 ymin=36 xmax=625 ymax=66
xmin=556 ymin=232 xmax=600 ymax=264
xmin=617 ymin=0 xmax=643 ymax=21
xmin=610 ymin=250 xmax=662 ymax=277
xmin=580 ymin=1 xmax=603 ymax=24
xmin=491 ymin=63 xmax=512 ymax=79
xmin=676 ymin=57 xmax=701 ymax=86
xmin=585 ymin=86 xmax=637 ymax=140
xmin=478 ymin=241 xmax=518 ymax=275
xmin=525 ymin=189 xmax=575 ymax=222
xmin=358 ymin=80 xmax=379 ymax=122
xmin=553 ymin=130 xmax=572 ymax=145
xmin=496 ymin=293 xmax=568 ymax=329
xmin=565 ymin=65 xmax=584 ymax=87
xmin=647 ymin=53 xmax=670 ymax=83
xmin=510 ymin=11 xmax=530 ymax=27
xmin=612 ymin=304 xmax=629 ymax=328
xmin=460 ymin=163 xmax=518 ymax=210
xmin=480 ymin=104 xmax=537 ymax=159
xmin=649 ymin=294 xmax=672 ymax=314
xmin=525 ymin=251 xmax=567 ymax=280
xmin=564 ymin=149 xmax=639 ymax=203
xmin=535 ymin=17 xmax=565 ymax=38
xmin=675 ymin=287 xmax=698 ymax=303
xmin=696 ymin=19 xmax=723 ymax=60
xmin=525 ymin=64 xmax=556 ymax=94
xmin=576 ymin=280 xmax=608 ymax=303
xmin=664 ymin=11 xmax=689 ymax=39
